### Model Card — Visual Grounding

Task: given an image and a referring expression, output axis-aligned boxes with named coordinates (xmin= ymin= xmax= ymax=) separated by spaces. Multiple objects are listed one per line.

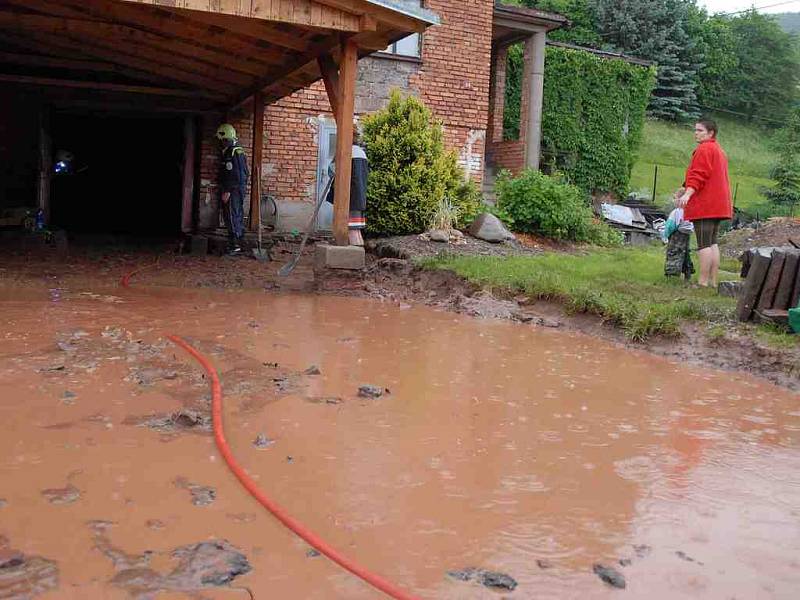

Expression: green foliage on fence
xmin=504 ymin=45 xmax=656 ymax=196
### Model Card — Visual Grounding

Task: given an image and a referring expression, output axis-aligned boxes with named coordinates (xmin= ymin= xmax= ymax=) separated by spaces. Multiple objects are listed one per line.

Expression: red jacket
xmin=683 ymin=138 xmax=733 ymax=221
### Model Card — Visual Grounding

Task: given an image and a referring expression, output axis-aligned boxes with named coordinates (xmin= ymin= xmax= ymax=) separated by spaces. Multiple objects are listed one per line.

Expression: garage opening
xmin=50 ymin=111 xmax=185 ymax=237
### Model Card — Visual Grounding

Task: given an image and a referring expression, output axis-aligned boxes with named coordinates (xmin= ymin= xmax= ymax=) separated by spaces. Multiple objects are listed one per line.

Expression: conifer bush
xmin=361 ymin=91 xmax=481 ymax=236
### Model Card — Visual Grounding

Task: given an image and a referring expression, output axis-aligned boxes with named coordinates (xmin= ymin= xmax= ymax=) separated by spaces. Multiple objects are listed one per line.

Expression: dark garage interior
xmin=50 ymin=112 xmax=185 ymax=237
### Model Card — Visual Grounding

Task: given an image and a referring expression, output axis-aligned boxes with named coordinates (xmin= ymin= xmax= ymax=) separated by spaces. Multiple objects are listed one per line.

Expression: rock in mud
xmin=128 ymin=367 xmax=178 ymax=386
xmin=358 ymin=385 xmax=385 ymax=399
xmin=0 ymin=541 xmax=59 ymax=599
xmin=62 ymin=390 xmax=77 ymax=400
xmin=618 ymin=558 xmax=632 ymax=567
xmin=41 ymin=484 xmax=81 ymax=505
xmin=447 ymin=567 xmax=517 ymax=591
xmin=253 ymin=433 xmax=274 ymax=449
xmin=174 ymin=478 xmax=216 ymax=507
xmin=0 ymin=498 xmax=7 ymax=509
xmin=303 ymin=365 xmax=321 ymax=375
xmin=126 ymin=410 xmax=211 ymax=434
xmin=306 ymin=396 xmax=343 ymax=405
xmin=306 ymin=549 xmax=321 ymax=558
xmin=633 ymin=544 xmax=652 ymax=558
xmin=109 ymin=540 xmax=251 ymax=597
xmin=428 ymin=229 xmax=450 ymax=243
xmin=468 ymin=213 xmax=515 ymax=243
xmin=536 ymin=559 xmax=553 ymax=569
xmin=718 ymin=280 xmax=742 ymax=298
xmin=676 ymin=550 xmax=703 ymax=565
xmin=593 ymin=564 xmax=626 ymax=589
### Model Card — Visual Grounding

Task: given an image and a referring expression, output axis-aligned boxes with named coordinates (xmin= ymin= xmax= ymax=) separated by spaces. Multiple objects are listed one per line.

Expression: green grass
xmin=631 ymin=116 xmax=781 ymax=216
xmin=424 ymin=247 xmax=739 ymax=341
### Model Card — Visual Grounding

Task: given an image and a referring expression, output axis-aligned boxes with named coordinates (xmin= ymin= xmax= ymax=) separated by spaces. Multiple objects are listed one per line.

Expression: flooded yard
xmin=1 ymin=281 xmax=799 ymax=598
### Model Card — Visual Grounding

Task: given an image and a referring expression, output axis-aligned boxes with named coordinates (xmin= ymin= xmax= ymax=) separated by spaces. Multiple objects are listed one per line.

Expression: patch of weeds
xmin=706 ymin=323 xmax=728 ymax=343
xmin=425 ymin=247 xmax=738 ymax=341
xmin=755 ymin=324 xmax=799 ymax=350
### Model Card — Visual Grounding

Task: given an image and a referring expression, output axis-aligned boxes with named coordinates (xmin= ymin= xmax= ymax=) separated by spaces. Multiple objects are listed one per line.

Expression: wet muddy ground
xmin=2 ymin=250 xmax=800 ymax=598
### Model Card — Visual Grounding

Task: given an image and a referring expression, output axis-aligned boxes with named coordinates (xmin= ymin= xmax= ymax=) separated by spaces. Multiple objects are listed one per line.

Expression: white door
xmin=315 ymin=120 xmax=337 ymax=232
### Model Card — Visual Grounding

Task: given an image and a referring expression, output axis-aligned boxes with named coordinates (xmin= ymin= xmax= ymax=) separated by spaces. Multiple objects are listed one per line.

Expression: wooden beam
xmin=123 ymin=0 xmax=362 ymax=32
xmin=0 ymin=11 xmax=252 ymax=89
xmin=332 ymin=39 xmax=358 ymax=246
xmin=181 ymin=117 xmax=197 ymax=233
xmin=0 ymin=30 xmax=231 ymax=94
xmin=318 ymin=53 xmax=341 ymax=117
xmin=0 ymin=51 xmax=119 ymax=74
xmin=0 ymin=32 xmax=196 ymax=89
xmin=163 ymin=7 xmax=316 ymax=53
xmin=48 ymin=0 xmax=282 ymax=69
xmin=249 ymin=92 xmax=265 ymax=232
xmin=0 ymin=74 xmax=225 ymax=99
xmin=230 ymin=34 xmax=344 ymax=110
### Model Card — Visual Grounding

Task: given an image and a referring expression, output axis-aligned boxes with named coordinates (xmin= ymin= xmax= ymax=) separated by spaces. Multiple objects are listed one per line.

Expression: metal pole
xmin=733 ymin=182 xmax=739 ymax=208
xmin=652 ymin=164 xmax=658 ymax=203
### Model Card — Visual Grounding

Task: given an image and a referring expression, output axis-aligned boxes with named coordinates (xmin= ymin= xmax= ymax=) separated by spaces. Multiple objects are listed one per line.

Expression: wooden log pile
xmin=737 ymin=247 xmax=800 ymax=324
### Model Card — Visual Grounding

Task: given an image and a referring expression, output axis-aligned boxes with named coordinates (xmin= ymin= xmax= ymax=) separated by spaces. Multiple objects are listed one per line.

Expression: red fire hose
xmin=121 ymin=268 xmax=420 ymax=600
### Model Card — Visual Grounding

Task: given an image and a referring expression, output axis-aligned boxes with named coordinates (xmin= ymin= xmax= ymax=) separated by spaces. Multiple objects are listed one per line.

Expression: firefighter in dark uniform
xmin=216 ymin=123 xmax=249 ymax=255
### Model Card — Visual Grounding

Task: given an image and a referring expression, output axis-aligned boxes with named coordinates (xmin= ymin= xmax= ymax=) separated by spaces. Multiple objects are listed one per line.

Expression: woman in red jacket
xmin=676 ymin=119 xmax=733 ymax=287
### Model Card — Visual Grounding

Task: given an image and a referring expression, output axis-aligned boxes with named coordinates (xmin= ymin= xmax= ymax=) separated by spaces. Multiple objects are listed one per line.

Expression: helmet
xmin=216 ymin=123 xmax=237 ymax=142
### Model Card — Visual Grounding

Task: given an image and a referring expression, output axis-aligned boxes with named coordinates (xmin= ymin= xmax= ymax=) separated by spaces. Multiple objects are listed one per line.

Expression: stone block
xmin=314 ymin=244 xmax=365 ymax=271
xmin=189 ymin=235 xmax=209 ymax=256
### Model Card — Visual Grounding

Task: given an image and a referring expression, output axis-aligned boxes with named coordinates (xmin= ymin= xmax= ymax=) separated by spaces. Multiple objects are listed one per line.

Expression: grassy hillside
xmin=629 ymin=117 xmax=780 ymax=216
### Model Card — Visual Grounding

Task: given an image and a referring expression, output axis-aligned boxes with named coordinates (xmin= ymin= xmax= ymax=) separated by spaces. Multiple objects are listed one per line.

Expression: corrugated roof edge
xmin=366 ymin=0 xmax=440 ymax=25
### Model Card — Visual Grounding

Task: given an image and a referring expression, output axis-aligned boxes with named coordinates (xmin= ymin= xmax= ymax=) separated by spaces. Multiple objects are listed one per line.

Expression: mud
xmin=1 ymin=245 xmax=800 ymax=598
xmin=362 ymin=259 xmax=800 ymax=392
xmin=0 ymin=537 xmax=59 ymax=600
xmin=89 ymin=522 xmax=252 ymax=598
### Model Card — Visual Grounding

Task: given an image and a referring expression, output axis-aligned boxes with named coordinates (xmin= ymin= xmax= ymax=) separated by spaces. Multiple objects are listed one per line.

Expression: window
xmin=384 ymin=33 xmax=421 ymax=58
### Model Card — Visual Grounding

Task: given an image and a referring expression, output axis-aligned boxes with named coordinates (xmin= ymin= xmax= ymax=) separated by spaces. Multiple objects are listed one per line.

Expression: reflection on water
xmin=0 ymin=285 xmax=798 ymax=598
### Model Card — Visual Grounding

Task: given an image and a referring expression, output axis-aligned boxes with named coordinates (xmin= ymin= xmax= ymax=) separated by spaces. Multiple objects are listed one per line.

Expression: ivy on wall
xmin=504 ymin=45 xmax=656 ymax=196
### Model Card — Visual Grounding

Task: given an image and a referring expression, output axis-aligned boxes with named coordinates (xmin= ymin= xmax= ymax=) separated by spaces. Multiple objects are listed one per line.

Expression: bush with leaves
xmin=360 ymin=91 xmax=481 ymax=236
xmin=496 ymin=169 xmax=623 ymax=245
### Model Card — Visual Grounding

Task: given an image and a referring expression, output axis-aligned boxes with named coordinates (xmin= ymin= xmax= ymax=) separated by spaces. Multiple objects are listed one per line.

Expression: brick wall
xmin=488 ymin=140 xmax=525 ymax=176
xmin=196 ymin=1 xmax=495 ymax=230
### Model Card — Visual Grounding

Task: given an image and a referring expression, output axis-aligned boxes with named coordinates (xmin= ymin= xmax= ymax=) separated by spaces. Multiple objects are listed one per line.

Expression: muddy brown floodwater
xmin=1 ymin=282 xmax=799 ymax=599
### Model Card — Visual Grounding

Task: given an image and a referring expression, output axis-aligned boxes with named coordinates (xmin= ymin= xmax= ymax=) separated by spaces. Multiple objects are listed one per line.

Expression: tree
xmin=694 ymin=14 xmax=739 ymax=109
xmin=592 ymin=0 xmax=703 ymax=121
xmin=722 ymin=11 xmax=800 ymax=123
xmin=529 ymin=0 xmax=602 ymax=46
xmin=764 ymin=108 xmax=800 ymax=213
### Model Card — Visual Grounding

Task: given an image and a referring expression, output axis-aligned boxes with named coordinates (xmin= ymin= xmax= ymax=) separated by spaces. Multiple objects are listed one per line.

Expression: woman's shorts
xmin=693 ymin=218 xmax=722 ymax=250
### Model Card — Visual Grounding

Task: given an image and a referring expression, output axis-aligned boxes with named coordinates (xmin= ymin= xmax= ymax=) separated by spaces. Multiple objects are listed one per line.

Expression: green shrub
xmin=496 ymin=169 xmax=622 ymax=245
xmin=361 ymin=91 xmax=481 ymax=236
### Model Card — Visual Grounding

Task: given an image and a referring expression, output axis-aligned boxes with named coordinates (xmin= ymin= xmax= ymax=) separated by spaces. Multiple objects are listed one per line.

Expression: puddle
xmin=0 ymin=286 xmax=799 ymax=598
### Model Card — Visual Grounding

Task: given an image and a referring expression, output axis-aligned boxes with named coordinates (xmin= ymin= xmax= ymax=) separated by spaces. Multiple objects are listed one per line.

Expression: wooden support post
xmin=757 ymin=250 xmax=786 ymax=311
xmin=332 ymin=39 xmax=357 ymax=246
xmin=736 ymin=249 xmax=772 ymax=321
xmin=37 ymin=104 xmax=52 ymax=225
xmin=774 ymin=250 xmax=800 ymax=310
xmin=181 ymin=116 xmax=196 ymax=233
xmin=249 ymin=91 xmax=265 ymax=231
xmin=318 ymin=53 xmax=340 ymax=118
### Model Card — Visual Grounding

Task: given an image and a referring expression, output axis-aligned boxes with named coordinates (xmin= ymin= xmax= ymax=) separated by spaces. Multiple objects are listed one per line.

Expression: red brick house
xmin=0 ymin=1 xmax=566 ymax=242
xmin=213 ymin=1 xmax=567 ymax=234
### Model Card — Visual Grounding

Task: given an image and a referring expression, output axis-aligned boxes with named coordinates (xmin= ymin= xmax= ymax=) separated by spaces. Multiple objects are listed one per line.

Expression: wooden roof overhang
xmin=0 ymin=0 xmax=438 ymax=113
xmin=493 ymin=2 xmax=567 ymax=48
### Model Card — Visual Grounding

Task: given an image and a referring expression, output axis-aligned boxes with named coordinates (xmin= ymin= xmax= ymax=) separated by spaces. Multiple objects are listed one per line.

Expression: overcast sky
xmin=699 ymin=0 xmax=800 ymax=15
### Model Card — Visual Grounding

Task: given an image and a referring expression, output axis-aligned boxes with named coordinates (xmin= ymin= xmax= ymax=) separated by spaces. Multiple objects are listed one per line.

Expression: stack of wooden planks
xmin=737 ymin=247 xmax=800 ymax=324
